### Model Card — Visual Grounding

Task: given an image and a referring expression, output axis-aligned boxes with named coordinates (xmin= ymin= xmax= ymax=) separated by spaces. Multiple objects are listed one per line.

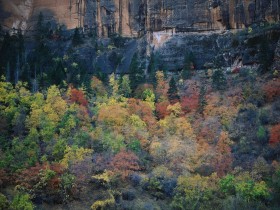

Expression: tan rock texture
xmin=0 ymin=0 xmax=279 ymax=36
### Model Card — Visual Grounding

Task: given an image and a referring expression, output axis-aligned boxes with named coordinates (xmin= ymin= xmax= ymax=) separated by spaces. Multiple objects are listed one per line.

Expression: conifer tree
xmin=197 ymin=85 xmax=207 ymax=115
xmin=6 ymin=62 xmax=10 ymax=82
xmin=119 ymin=75 xmax=131 ymax=98
xmin=15 ymin=55 xmax=20 ymax=84
xmin=129 ymin=53 xmax=144 ymax=92
xmin=212 ymin=69 xmax=227 ymax=91
xmin=182 ymin=52 xmax=194 ymax=80
xmin=167 ymin=77 xmax=180 ymax=104
xmin=148 ymin=52 xmax=158 ymax=84
xmin=72 ymin=27 xmax=83 ymax=46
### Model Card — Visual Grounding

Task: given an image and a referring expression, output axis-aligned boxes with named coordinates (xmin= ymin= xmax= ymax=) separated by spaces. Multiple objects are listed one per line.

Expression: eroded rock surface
xmin=1 ymin=0 xmax=279 ymax=36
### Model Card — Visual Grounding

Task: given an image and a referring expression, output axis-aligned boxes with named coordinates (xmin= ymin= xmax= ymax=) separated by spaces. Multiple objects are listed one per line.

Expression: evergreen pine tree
xmin=119 ymin=75 xmax=132 ymax=98
xmin=148 ymin=52 xmax=157 ymax=84
xmin=36 ymin=12 xmax=45 ymax=41
xmin=212 ymin=69 xmax=227 ymax=91
xmin=14 ymin=55 xmax=20 ymax=84
xmin=197 ymin=85 xmax=207 ymax=115
xmin=6 ymin=62 xmax=10 ymax=82
xmin=181 ymin=52 xmax=194 ymax=80
xmin=259 ymin=37 xmax=273 ymax=74
xmin=72 ymin=27 xmax=83 ymax=46
xmin=129 ymin=53 xmax=144 ymax=92
xmin=167 ymin=77 xmax=180 ymax=104
xmin=94 ymin=66 xmax=108 ymax=84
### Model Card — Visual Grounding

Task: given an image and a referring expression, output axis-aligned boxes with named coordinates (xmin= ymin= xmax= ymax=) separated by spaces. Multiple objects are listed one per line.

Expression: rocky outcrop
xmin=0 ymin=0 xmax=33 ymax=31
xmin=1 ymin=0 xmax=279 ymax=36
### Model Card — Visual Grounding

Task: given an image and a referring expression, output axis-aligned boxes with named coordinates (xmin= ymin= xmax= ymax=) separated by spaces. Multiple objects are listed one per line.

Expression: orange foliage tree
xmin=109 ymin=150 xmax=140 ymax=180
xmin=155 ymin=101 xmax=170 ymax=119
xmin=262 ymin=78 xmax=280 ymax=102
xmin=155 ymin=71 xmax=169 ymax=102
xmin=215 ymin=131 xmax=233 ymax=177
xmin=127 ymin=98 xmax=156 ymax=128
xmin=269 ymin=124 xmax=280 ymax=146
xmin=70 ymin=87 xmax=88 ymax=106
xmin=180 ymin=94 xmax=199 ymax=113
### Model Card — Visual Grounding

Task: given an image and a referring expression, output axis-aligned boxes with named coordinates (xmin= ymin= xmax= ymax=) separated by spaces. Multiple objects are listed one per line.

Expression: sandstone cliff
xmin=1 ymin=0 xmax=279 ymax=36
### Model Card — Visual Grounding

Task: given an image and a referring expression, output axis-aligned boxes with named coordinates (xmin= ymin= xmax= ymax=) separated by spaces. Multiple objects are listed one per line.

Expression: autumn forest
xmin=0 ymin=10 xmax=280 ymax=210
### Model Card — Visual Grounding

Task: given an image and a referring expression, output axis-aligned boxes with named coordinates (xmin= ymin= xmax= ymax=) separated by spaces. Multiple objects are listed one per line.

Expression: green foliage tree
xmin=0 ymin=193 xmax=9 ymax=210
xmin=109 ymin=73 xmax=119 ymax=98
xmin=10 ymin=193 xmax=34 ymax=210
xmin=219 ymin=174 xmax=236 ymax=195
xmin=256 ymin=126 xmax=268 ymax=143
xmin=220 ymin=173 xmax=269 ymax=202
xmin=171 ymin=174 xmax=218 ymax=210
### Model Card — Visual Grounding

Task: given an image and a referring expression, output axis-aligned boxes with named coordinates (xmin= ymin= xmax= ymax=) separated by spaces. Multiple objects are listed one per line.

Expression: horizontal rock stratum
xmin=0 ymin=0 xmax=279 ymax=36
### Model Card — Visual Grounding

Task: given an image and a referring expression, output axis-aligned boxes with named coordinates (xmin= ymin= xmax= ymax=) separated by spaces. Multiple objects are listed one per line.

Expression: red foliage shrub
xmin=0 ymin=169 xmax=10 ymax=187
xmin=155 ymin=101 xmax=170 ymax=119
xmin=269 ymin=124 xmax=280 ymax=146
xmin=70 ymin=88 xmax=88 ymax=106
xmin=180 ymin=94 xmax=199 ymax=113
xmin=16 ymin=162 xmax=65 ymax=196
xmin=263 ymin=78 xmax=280 ymax=102
xmin=109 ymin=150 xmax=140 ymax=179
xmin=232 ymin=67 xmax=241 ymax=74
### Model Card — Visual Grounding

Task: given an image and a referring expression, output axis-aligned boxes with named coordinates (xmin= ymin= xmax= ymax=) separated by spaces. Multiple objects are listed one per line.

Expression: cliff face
xmin=1 ymin=0 xmax=279 ymax=36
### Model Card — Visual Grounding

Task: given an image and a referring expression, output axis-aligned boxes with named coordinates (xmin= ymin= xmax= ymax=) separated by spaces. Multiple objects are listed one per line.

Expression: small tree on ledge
xmin=72 ymin=27 xmax=83 ymax=47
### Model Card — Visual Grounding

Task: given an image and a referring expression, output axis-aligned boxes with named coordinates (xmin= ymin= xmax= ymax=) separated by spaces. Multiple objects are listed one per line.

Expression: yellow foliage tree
xmin=60 ymin=146 xmax=93 ymax=168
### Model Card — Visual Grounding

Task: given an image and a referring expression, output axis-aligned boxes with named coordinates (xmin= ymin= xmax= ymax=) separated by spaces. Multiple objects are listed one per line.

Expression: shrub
xmin=269 ymin=124 xmax=280 ymax=146
xmin=212 ymin=69 xmax=227 ymax=91
xmin=70 ymin=88 xmax=88 ymax=106
xmin=109 ymin=150 xmax=140 ymax=180
xmin=180 ymin=95 xmax=199 ymax=113
xmin=0 ymin=193 xmax=9 ymax=210
xmin=91 ymin=191 xmax=115 ymax=210
xmin=220 ymin=174 xmax=235 ymax=195
xmin=10 ymin=193 xmax=34 ymax=210
xmin=262 ymin=79 xmax=280 ymax=102
xmin=155 ymin=101 xmax=170 ymax=119
xmin=172 ymin=174 xmax=219 ymax=210
xmin=122 ymin=190 xmax=136 ymax=201
xmin=15 ymin=163 xmax=66 ymax=202
xmin=162 ymin=178 xmax=177 ymax=197
xmin=256 ymin=126 xmax=268 ymax=144
xmin=235 ymin=180 xmax=269 ymax=202
xmin=130 ymin=173 xmax=142 ymax=186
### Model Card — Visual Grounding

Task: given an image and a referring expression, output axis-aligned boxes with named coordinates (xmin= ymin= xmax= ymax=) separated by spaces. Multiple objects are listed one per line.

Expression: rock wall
xmin=1 ymin=0 xmax=279 ymax=36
